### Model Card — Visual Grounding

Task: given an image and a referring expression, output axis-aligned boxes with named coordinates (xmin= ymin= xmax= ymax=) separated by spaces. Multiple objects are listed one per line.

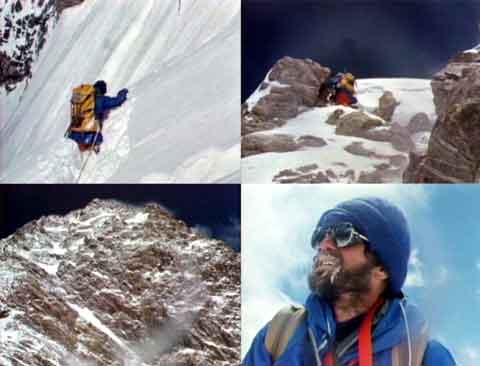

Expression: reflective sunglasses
xmin=311 ymin=222 xmax=369 ymax=249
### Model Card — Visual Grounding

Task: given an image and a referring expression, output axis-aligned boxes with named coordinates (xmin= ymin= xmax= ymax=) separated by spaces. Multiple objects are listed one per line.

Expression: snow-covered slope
xmin=243 ymin=78 xmax=434 ymax=183
xmin=356 ymin=78 xmax=435 ymax=124
xmin=0 ymin=0 xmax=240 ymax=183
xmin=464 ymin=43 xmax=480 ymax=53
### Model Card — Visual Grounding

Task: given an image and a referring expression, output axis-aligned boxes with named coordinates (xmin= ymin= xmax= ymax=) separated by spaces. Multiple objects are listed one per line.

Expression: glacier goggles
xmin=311 ymin=222 xmax=369 ymax=249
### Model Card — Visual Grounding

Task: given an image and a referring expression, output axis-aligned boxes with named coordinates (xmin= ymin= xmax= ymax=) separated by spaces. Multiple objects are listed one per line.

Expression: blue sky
xmin=242 ymin=0 xmax=480 ymax=101
xmin=242 ymin=184 xmax=480 ymax=365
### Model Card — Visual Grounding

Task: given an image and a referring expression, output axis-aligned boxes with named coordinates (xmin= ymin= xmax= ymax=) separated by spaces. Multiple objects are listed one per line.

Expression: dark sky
xmin=0 ymin=185 xmax=240 ymax=251
xmin=242 ymin=0 xmax=480 ymax=101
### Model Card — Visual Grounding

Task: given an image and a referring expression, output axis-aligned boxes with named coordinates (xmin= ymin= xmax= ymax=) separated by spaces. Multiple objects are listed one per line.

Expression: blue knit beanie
xmin=94 ymin=80 xmax=107 ymax=95
xmin=312 ymin=197 xmax=411 ymax=294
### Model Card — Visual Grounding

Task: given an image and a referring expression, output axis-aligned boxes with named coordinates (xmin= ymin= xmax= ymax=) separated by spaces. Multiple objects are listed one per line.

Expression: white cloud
xmin=405 ymin=249 xmax=425 ymax=287
xmin=191 ymin=225 xmax=212 ymax=238
xmin=476 ymin=260 xmax=480 ymax=271
xmin=458 ymin=345 xmax=480 ymax=366
xmin=241 ymin=184 xmax=430 ymax=357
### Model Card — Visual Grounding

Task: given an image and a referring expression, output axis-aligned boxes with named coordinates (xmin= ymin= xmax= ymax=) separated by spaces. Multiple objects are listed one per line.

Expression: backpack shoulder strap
xmin=265 ymin=305 xmax=307 ymax=361
xmin=391 ymin=322 xmax=429 ymax=366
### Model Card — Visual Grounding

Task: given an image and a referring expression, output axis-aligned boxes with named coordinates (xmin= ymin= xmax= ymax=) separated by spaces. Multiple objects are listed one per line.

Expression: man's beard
xmin=308 ymin=250 xmax=376 ymax=309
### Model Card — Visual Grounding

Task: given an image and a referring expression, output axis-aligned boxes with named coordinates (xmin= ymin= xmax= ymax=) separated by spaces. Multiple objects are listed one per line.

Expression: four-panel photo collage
xmin=1 ymin=1 xmax=479 ymax=365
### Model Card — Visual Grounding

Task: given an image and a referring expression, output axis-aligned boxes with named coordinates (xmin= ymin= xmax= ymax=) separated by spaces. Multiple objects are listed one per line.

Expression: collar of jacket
xmin=304 ymin=293 xmax=426 ymax=364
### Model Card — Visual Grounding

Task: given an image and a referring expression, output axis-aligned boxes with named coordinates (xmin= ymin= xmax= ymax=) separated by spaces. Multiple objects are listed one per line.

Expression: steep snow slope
xmin=243 ymin=78 xmax=434 ymax=183
xmin=0 ymin=0 xmax=240 ymax=183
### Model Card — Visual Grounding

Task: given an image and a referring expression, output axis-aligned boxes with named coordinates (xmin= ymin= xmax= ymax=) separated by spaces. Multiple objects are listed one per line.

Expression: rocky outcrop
xmin=1 ymin=0 xmax=55 ymax=90
xmin=344 ymin=141 xmax=408 ymax=183
xmin=0 ymin=199 xmax=240 ymax=366
xmin=242 ymin=57 xmax=331 ymax=135
xmin=242 ymin=134 xmax=299 ymax=157
xmin=270 ymin=142 xmax=408 ymax=183
xmin=373 ymin=91 xmax=400 ymax=122
xmin=297 ymin=135 xmax=327 ymax=147
xmin=325 ymin=110 xmax=425 ymax=154
xmin=407 ymin=112 xmax=433 ymax=135
xmin=242 ymin=133 xmax=326 ymax=157
xmin=325 ymin=108 xmax=346 ymax=125
xmin=332 ymin=111 xmax=385 ymax=137
xmin=360 ymin=122 xmax=415 ymax=153
xmin=56 ymin=0 xmax=85 ymax=14
xmin=389 ymin=123 xmax=415 ymax=153
xmin=402 ymin=151 xmax=425 ymax=182
xmin=0 ymin=52 xmax=25 ymax=91
xmin=403 ymin=50 xmax=480 ymax=182
xmin=273 ymin=164 xmax=332 ymax=183
xmin=0 ymin=0 xmax=85 ymax=91
xmin=241 ymin=104 xmax=286 ymax=135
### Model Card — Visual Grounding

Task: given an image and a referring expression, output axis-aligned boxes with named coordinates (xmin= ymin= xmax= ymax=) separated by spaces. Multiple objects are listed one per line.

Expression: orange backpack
xmin=69 ymin=84 xmax=100 ymax=132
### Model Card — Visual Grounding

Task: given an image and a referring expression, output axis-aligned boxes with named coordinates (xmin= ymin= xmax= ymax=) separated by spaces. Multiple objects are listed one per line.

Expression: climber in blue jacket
xmin=243 ymin=197 xmax=456 ymax=366
xmin=67 ymin=80 xmax=128 ymax=153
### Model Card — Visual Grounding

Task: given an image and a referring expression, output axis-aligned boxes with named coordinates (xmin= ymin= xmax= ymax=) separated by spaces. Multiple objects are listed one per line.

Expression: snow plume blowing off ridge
xmin=63 ymin=280 xmax=207 ymax=366
xmin=0 ymin=0 xmax=240 ymax=183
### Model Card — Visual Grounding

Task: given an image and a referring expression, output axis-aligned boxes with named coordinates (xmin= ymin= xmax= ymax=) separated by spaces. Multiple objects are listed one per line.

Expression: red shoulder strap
xmin=358 ymin=298 xmax=384 ymax=366
xmin=324 ymin=351 xmax=335 ymax=366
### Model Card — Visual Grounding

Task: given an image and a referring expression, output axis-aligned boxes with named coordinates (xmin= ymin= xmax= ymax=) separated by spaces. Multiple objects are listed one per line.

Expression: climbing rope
xmin=75 ymin=129 xmax=100 ymax=184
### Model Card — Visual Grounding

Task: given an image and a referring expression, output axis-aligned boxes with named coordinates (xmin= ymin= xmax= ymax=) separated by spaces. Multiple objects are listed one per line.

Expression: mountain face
xmin=242 ymin=57 xmax=434 ymax=183
xmin=0 ymin=0 xmax=84 ymax=92
xmin=403 ymin=48 xmax=480 ymax=182
xmin=0 ymin=0 xmax=240 ymax=184
xmin=1 ymin=0 xmax=56 ymax=91
xmin=0 ymin=199 xmax=240 ymax=366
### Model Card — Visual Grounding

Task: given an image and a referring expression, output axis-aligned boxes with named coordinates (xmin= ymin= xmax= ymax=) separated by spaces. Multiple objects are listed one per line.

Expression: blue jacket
xmin=243 ymin=294 xmax=456 ymax=366
xmin=94 ymin=92 xmax=127 ymax=122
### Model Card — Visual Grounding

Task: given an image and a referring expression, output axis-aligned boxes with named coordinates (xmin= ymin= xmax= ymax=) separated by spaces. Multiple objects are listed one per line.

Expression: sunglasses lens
xmin=333 ymin=223 xmax=355 ymax=247
xmin=312 ymin=226 xmax=328 ymax=247
xmin=334 ymin=230 xmax=351 ymax=248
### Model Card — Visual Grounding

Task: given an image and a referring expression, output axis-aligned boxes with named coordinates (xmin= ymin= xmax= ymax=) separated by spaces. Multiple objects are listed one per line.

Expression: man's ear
xmin=373 ymin=266 xmax=389 ymax=281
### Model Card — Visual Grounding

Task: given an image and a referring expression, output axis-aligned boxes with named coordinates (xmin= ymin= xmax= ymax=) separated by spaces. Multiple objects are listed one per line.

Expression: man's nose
xmin=318 ymin=236 xmax=337 ymax=252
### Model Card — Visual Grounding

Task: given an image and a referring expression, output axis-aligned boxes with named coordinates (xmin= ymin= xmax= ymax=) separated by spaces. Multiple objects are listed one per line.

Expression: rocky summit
xmin=404 ymin=49 xmax=480 ymax=182
xmin=242 ymin=56 xmax=435 ymax=183
xmin=0 ymin=199 xmax=240 ymax=366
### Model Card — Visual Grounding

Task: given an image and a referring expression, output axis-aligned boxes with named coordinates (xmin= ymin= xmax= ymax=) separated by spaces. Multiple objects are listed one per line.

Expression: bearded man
xmin=243 ymin=197 xmax=456 ymax=366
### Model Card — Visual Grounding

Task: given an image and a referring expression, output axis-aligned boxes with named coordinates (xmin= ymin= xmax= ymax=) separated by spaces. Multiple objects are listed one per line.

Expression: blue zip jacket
xmin=94 ymin=91 xmax=128 ymax=122
xmin=243 ymin=294 xmax=456 ymax=366
xmin=68 ymin=90 xmax=128 ymax=146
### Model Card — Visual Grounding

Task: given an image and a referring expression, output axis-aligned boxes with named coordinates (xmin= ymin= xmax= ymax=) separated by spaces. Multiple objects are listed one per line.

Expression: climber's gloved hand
xmin=118 ymin=88 xmax=129 ymax=100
